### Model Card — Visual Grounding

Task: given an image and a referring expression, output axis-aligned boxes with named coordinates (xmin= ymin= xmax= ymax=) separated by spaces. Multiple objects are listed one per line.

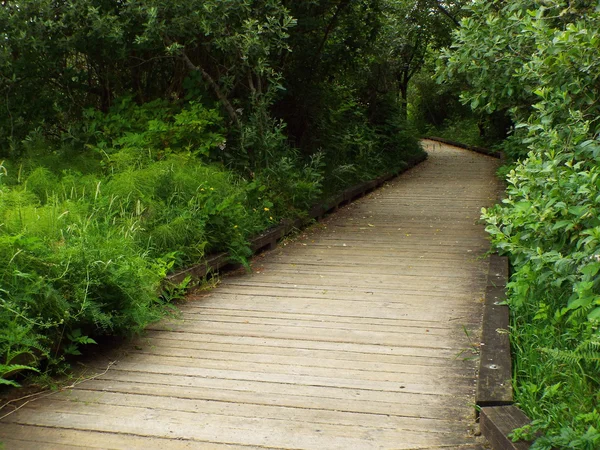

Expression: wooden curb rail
xmin=477 ymin=255 xmax=532 ymax=449
xmin=166 ymin=153 xmax=427 ymax=284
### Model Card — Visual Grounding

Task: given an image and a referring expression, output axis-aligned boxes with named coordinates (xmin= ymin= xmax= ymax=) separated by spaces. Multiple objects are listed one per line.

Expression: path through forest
xmin=0 ymin=140 xmax=501 ymax=449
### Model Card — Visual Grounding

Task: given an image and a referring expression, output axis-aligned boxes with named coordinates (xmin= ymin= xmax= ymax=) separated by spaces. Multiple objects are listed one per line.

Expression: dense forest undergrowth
xmin=1 ymin=1 xmax=600 ymax=448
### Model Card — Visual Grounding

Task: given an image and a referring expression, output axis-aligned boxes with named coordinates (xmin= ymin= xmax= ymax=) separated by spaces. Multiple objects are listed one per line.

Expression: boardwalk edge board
xmin=477 ymin=256 xmax=535 ymax=449
xmin=480 ymin=406 xmax=532 ymax=450
xmin=166 ymin=152 xmax=427 ymax=284
xmin=477 ymin=255 xmax=533 ymax=447
xmin=476 ymin=254 xmax=513 ymax=407
xmin=423 ymin=136 xmax=503 ymax=159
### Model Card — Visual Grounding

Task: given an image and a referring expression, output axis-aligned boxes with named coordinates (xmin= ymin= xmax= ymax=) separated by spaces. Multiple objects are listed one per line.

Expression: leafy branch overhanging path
xmin=0 ymin=141 xmax=501 ymax=449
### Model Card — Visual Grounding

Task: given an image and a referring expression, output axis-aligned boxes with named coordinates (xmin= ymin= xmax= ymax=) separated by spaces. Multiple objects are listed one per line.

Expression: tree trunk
xmin=399 ymin=81 xmax=408 ymax=121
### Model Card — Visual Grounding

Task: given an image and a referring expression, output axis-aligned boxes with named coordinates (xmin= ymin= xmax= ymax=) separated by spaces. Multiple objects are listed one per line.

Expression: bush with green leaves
xmin=0 ymin=100 xmax=302 ymax=386
xmin=441 ymin=1 xmax=600 ymax=447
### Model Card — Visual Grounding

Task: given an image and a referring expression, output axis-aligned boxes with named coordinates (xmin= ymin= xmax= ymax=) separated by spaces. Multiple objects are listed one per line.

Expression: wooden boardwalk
xmin=0 ymin=140 xmax=500 ymax=449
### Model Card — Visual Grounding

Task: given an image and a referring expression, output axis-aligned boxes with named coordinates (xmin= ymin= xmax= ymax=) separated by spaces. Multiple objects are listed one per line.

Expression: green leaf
xmin=514 ymin=201 xmax=532 ymax=212
xmin=567 ymin=295 xmax=594 ymax=311
xmin=568 ymin=206 xmax=587 ymax=216
xmin=0 ymin=378 xmax=21 ymax=387
xmin=552 ymin=220 xmax=574 ymax=231
xmin=588 ymin=306 xmax=600 ymax=321
xmin=581 ymin=262 xmax=600 ymax=277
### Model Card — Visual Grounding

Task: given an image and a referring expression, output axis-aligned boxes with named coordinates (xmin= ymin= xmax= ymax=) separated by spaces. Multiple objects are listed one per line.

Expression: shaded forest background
xmin=2 ymin=1 xmax=600 ymax=448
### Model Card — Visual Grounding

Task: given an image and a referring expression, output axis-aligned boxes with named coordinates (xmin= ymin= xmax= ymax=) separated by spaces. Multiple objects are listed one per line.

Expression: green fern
xmin=541 ymin=338 xmax=600 ymax=368
xmin=0 ymin=364 xmax=40 ymax=387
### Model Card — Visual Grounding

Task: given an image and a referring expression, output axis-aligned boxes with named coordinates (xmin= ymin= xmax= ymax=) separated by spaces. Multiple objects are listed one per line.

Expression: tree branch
xmin=179 ymin=49 xmax=240 ymax=128
xmin=432 ymin=0 xmax=461 ymax=27
xmin=311 ymin=0 xmax=351 ymax=71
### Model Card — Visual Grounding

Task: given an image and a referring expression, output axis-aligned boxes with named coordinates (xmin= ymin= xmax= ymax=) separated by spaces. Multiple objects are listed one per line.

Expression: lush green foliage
xmin=0 ymin=100 xmax=285 ymax=383
xmin=0 ymin=1 xmax=432 ymax=387
xmin=441 ymin=1 xmax=600 ymax=447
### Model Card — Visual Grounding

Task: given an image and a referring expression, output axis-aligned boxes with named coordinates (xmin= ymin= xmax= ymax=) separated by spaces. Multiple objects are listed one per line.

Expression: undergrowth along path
xmin=0 ymin=140 xmax=501 ymax=449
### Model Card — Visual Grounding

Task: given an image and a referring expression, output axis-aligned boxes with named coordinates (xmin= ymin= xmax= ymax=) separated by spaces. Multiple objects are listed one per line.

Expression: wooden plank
xmin=167 ymin=253 xmax=229 ymax=284
xmin=487 ymin=254 xmax=509 ymax=287
xmin=42 ymin=390 xmax=470 ymax=433
xmin=133 ymin=335 xmax=479 ymax=369
xmin=71 ymin=379 xmax=469 ymax=422
xmin=6 ymin=402 xmax=476 ymax=450
xmin=88 ymin=361 xmax=477 ymax=396
xmin=247 ymin=265 xmax=488 ymax=282
xmin=0 ymin=423 xmax=237 ymax=449
xmin=146 ymin=321 xmax=468 ymax=351
xmin=477 ymin=261 xmax=513 ymax=406
xmin=99 ymin=354 xmax=477 ymax=390
xmin=343 ymin=183 xmax=366 ymax=202
xmin=84 ymin=370 xmax=473 ymax=412
xmin=249 ymin=225 xmax=286 ymax=252
xmin=125 ymin=343 xmax=477 ymax=376
xmin=175 ymin=311 xmax=479 ymax=336
xmin=179 ymin=307 xmax=478 ymax=329
xmin=480 ymin=406 xmax=532 ymax=450
xmin=183 ymin=302 xmax=484 ymax=326
xmin=140 ymin=329 xmax=478 ymax=359
xmin=200 ymin=285 xmax=486 ymax=304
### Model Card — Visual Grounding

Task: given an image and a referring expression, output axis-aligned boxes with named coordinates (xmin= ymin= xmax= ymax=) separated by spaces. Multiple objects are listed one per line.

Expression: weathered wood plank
xmin=480 ymin=406 xmax=532 ymax=450
xmin=83 ymin=370 xmax=473 ymax=411
xmin=124 ymin=345 xmax=477 ymax=376
xmin=92 ymin=354 xmax=477 ymax=390
xmin=5 ymin=401 xmax=476 ymax=449
xmin=133 ymin=335 xmax=479 ymax=370
xmin=147 ymin=320 xmax=466 ymax=350
xmin=0 ymin=423 xmax=245 ymax=449
xmin=140 ymin=330 xmax=479 ymax=359
xmin=35 ymin=390 xmax=470 ymax=433
xmin=477 ymin=260 xmax=513 ymax=406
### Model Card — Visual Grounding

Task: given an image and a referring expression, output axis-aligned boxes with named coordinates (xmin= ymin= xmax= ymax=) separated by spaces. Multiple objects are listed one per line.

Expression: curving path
xmin=0 ymin=140 xmax=501 ymax=449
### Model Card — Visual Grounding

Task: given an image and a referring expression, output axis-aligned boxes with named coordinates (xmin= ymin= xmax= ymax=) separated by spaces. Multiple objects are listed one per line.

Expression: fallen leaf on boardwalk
xmin=368 ymin=224 xmax=375 ymax=227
